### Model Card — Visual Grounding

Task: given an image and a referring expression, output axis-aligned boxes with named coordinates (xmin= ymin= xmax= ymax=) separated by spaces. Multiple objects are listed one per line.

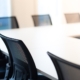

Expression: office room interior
xmin=0 ymin=0 xmax=80 ymax=80
xmin=0 ymin=0 xmax=80 ymax=27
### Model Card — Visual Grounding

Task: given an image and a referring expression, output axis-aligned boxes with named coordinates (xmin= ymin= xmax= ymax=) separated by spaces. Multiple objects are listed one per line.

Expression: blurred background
xmin=0 ymin=0 xmax=80 ymax=27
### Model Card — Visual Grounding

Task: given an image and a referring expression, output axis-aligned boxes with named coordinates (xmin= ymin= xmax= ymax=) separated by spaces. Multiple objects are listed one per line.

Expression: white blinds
xmin=0 ymin=0 xmax=11 ymax=17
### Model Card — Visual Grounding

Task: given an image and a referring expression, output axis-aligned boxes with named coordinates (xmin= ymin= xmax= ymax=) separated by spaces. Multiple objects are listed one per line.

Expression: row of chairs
xmin=0 ymin=34 xmax=80 ymax=80
xmin=0 ymin=13 xmax=80 ymax=30
xmin=32 ymin=13 xmax=80 ymax=24
xmin=0 ymin=16 xmax=80 ymax=80
xmin=32 ymin=13 xmax=80 ymax=25
xmin=0 ymin=15 xmax=52 ymax=30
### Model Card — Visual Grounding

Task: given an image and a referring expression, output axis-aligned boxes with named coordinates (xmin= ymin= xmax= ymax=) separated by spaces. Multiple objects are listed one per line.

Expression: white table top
xmin=0 ymin=24 xmax=80 ymax=79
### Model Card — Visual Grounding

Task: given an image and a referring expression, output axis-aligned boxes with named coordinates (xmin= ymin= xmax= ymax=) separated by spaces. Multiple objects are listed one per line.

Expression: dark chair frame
xmin=0 ymin=50 xmax=8 ymax=79
xmin=0 ymin=34 xmax=51 ymax=80
xmin=32 ymin=14 xmax=52 ymax=26
xmin=47 ymin=51 xmax=80 ymax=80
xmin=0 ymin=34 xmax=37 ymax=80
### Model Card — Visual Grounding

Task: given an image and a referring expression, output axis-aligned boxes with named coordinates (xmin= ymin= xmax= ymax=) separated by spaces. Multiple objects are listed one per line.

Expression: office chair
xmin=0 ymin=34 xmax=51 ymax=80
xmin=65 ymin=13 xmax=80 ymax=23
xmin=0 ymin=50 xmax=8 ymax=79
xmin=0 ymin=16 xmax=19 ymax=30
xmin=32 ymin=14 xmax=52 ymax=26
xmin=47 ymin=51 xmax=80 ymax=80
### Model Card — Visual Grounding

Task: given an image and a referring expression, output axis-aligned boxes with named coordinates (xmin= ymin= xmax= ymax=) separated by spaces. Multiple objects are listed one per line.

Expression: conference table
xmin=0 ymin=24 xmax=80 ymax=80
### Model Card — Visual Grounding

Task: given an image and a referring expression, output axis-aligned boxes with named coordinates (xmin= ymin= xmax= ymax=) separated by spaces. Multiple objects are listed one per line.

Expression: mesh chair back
xmin=65 ymin=13 xmax=80 ymax=23
xmin=47 ymin=52 xmax=80 ymax=80
xmin=32 ymin=14 xmax=52 ymax=26
xmin=0 ymin=16 xmax=19 ymax=30
xmin=0 ymin=34 xmax=37 ymax=80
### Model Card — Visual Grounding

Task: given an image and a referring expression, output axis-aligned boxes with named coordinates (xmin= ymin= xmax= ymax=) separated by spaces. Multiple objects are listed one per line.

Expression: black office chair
xmin=0 ymin=16 xmax=19 ymax=30
xmin=32 ymin=14 xmax=52 ymax=26
xmin=0 ymin=34 xmax=51 ymax=80
xmin=0 ymin=50 xmax=8 ymax=79
xmin=47 ymin=51 xmax=80 ymax=80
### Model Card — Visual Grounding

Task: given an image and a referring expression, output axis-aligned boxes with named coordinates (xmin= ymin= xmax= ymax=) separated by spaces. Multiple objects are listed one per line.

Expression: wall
xmin=11 ymin=0 xmax=80 ymax=26
xmin=11 ymin=0 xmax=63 ymax=27
xmin=62 ymin=0 xmax=80 ymax=24
xmin=62 ymin=0 xmax=80 ymax=13
xmin=35 ymin=0 xmax=62 ymax=25
xmin=11 ymin=0 xmax=35 ymax=28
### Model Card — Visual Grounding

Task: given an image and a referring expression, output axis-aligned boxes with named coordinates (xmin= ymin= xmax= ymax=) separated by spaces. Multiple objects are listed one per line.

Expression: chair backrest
xmin=47 ymin=52 xmax=80 ymax=80
xmin=0 ymin=34 xmax=37 ymax=80
xmin=32 ymin=14 xmax=52 ymax=26
xmin=65 ymin=13 xmax=80 ymax=23
xmin=0 ymin=16 xmax=19 ymax=30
